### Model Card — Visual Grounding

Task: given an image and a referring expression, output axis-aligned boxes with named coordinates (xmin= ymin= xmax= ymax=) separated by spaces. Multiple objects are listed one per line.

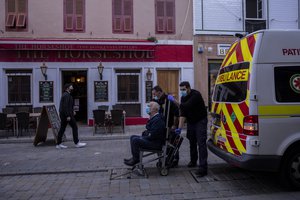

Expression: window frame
xmin=116 ymin=71 xmax=140 ymax=104
xmin=112 ymin=0 xmax=133 ymax=34
xmin=245 ymin=0 xmax=266 ymax=33
xmin=6 ymin=73 xmax=32 ymax=105
xmin=5 ymin=0 xmax=28 ymax=32
xmin=155 ymin=0 xmax=175 ymax=34
xmin=63 ymin=0 xmax=85 ymax=32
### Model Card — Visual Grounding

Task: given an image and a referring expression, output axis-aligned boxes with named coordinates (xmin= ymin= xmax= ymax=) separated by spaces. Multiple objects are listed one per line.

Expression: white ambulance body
xmin=208 ymin=30 xmax=300 ymax=189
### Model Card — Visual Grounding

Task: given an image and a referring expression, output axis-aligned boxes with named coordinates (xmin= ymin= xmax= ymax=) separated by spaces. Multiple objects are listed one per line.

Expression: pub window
xmin=112 ymin=0 xmax=133 ymax=33
xmin=245 ymin=0 xmax=266 ymax=33
xmin=7 ymin=72 xmax=32 ymax=104
xmin=155 ymin=0 xmax=175 ymax=34
xmin=116 ymin=70 xmax=140 ymax=102
xmin=64 ymin=0 xmax=85 ymax=32
xmin=5 ymin=0 xmax=28 ymax=32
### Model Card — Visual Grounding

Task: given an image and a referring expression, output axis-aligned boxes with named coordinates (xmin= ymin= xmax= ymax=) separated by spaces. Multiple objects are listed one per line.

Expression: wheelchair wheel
xmin=160 ymin=168 xmax=168 ymax=176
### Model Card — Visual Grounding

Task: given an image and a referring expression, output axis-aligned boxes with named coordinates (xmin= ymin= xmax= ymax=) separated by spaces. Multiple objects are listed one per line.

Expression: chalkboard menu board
xmin=39 ymin=81 xmax=54 ymax=103
xmin=145 ymin=81 xmax=153 ymax=102
xmin=94 ymin=81 xmax=108 ymax=102
xmin=34 ymin=105 xmax=61 ymax=146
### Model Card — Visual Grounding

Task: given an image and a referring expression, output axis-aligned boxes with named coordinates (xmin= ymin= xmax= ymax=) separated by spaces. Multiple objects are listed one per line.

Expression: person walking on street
xmin=56 ymin=83 xmax=87 ymax=149
xmin=168 ymin=81 xmax=208 ymax=177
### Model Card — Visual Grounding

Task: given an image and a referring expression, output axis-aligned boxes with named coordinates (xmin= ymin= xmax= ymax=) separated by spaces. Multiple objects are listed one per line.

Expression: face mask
xmin=154 ymin=96 xmax=158 ymax=100
xmin=180 ymin=90 xmax=187 ymax=97
xmin=145 ymin=105 xmax=151 ymax=114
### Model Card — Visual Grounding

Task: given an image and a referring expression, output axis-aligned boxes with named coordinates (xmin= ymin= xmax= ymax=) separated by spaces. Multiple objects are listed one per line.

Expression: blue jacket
xmin=143 ymin=113 xmax=166 ymax=145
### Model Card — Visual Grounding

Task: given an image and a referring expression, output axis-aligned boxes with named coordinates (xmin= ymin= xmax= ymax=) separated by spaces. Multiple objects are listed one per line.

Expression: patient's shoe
xmin=124 ymin=157 xmax=133 ymax=162
xmin=124 ymin=158 xmax=139 ymax=166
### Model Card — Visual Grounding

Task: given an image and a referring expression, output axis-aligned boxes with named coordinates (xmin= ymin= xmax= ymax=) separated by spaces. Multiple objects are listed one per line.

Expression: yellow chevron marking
xmin=240 ymin=38 xmax=252 ymax=62
xmin=258 ymin=105 xmax=300 ymax=116
xmin=231 ymin=104 xmax=246 ymax=152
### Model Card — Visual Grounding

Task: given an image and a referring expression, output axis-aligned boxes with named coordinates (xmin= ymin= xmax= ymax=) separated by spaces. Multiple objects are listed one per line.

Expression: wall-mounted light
xmin=146 ymin=68 xmax=152 ymax=81
xmin=40 ymin=63 xmax=48 ymax=80
xmin=197 ymin=44 xmax=204 ymax=54
xmin=97 ymin=62 xmax=104 ymax=80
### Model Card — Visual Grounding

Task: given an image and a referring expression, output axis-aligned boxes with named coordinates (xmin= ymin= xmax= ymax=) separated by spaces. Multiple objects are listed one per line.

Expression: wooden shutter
xmin=123 ymin=0 xmax=132 ymax=32
xmin=65 ymin=0 xmax=74 ymax=30
xmin=75 ymin=0 xmax=84 ymax=30
xmin=113 ymin=0 xmax=122 ymax=32
xmin=166 ymin=0 xmax=175 ymax=33
xmin=156 ymin=0 xmax=165 ymax=32
xmin=6 ymin=0 xmax=16 ymax=27
xmin=16 ymin=0 xmax=27 ymax=27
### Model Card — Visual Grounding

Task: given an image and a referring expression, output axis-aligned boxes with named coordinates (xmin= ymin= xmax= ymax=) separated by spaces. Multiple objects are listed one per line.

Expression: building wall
xmin=0 ymin=0 xmax=193 ymax=41
xmin=0 ymin=0 xmax=194 ymax=122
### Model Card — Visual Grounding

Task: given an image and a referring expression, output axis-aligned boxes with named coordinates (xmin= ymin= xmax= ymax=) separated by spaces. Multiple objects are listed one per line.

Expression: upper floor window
xmin=5 ymin=0 xmax=28 ymax=32
xmin=155 ymin=0 xmax=175 ymax=34
xmin=64 ymin=0 xmax=85 ymax=32
xmin=245 ymin=0 xmax=266 ymax=33
xmin=112 ymin=0 xmax=133 ymax=33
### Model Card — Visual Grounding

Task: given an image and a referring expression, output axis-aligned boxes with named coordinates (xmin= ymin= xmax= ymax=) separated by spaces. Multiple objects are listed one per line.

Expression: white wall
xmin=269 ymin=0 xmax=298 ymax=29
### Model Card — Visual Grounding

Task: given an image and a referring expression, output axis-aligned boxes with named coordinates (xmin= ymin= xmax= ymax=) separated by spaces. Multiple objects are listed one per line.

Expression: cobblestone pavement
xmin=0 ymin=125 xmax=299 ymax=200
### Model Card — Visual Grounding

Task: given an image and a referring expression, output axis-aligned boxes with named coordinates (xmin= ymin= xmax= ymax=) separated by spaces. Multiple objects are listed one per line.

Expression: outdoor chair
xmin=93 ymin=109 xmax=107 ymax=135
xmin=16 ymin=112 xmax=31 ymax=137
xmin=110 ymin=109 xmax=125 ymax=133
xmin=0 ymin=113 xmax=13 ymax=138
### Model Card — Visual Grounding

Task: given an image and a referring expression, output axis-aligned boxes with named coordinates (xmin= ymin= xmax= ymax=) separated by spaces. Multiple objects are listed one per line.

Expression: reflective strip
xmin=258 ymin=105 xmax=300 ymax=116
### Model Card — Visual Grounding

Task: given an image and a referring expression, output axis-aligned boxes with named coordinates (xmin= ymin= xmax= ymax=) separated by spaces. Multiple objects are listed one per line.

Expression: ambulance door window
xmin=274 ymin=66 xmax=300 ymax=102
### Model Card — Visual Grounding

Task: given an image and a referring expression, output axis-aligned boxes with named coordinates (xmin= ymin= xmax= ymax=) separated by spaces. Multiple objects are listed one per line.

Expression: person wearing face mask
xmin=124 ymin=101 xmax=165 ymax=166
xmin=151 ymin=85 xmax=180 ymax=167
xmin=56 ymin=83 xmax=87 ymax=149
xmin=168 ymin=81 xmax=208 ymax=177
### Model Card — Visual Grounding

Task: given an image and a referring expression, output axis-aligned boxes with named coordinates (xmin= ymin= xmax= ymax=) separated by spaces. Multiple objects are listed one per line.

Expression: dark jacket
xmin=153 ymin=93 xmax=179 ymax=128
xmin=59 ymin=91 xmax=74 ymax=118
xmin=143 ymin=113 xmax=166 ymax=145
xmin=180 ymin=89 xmax=207 ymax=124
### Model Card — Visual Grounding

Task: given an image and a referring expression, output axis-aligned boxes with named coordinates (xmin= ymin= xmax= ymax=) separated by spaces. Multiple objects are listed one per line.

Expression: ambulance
xmin=208 ymin=30 xmax=300 ymax=189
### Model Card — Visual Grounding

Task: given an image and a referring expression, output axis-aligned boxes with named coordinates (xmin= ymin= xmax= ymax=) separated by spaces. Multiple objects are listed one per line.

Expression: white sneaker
xmin=75 ymin=142 xmax=87 ymax=148
xmin=56 ymin=144 xmax=68 ymax=149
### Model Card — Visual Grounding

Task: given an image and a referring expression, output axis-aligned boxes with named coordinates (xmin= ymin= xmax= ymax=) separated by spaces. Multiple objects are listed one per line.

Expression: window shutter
xmin=16 ymin=14 xmax=26 ymax=27
xmin=166 ymin=1 xmax=174 ymax=33
xmin=123 ymin=0 xmax=132 ymax=32
xmin=75 ymin=0 xmax=84 ymax=30
xmin=156 ymin=0 xmax=165 ymax=32
xmin=65 ymin=0 xmax=74 ymax=30
xmin=113 ymin=0 xmax=122 ymax=32
xmin=6 ymin=0 xmax=16 ymax=27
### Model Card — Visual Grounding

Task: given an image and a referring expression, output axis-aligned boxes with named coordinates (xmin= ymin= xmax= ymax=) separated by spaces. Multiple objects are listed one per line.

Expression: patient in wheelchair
xmin=124 ymin=101 xmax=166 ymax=166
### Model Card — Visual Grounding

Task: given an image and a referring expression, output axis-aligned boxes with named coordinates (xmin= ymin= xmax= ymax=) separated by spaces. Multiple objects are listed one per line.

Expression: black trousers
xmin=186 ymin=118 xmax=208 ymax=172
xmin=57 ymin=115 xmax=79 ymax=145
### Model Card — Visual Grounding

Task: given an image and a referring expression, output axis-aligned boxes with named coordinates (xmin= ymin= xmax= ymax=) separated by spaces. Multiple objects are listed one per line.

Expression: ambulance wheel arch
xmin=280 ymin=142 xmax=300 ymax=190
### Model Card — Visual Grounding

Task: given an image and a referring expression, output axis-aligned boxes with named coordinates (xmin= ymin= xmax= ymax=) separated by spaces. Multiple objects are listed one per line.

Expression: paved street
xmin=0 ymin=125 xmax=299 ymax=200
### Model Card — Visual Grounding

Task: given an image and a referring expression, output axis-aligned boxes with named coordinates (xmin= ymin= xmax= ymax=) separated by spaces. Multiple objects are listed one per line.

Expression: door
xmin=62 ymin=70 xmax=87 ymax=124
xmin=157 ymin=70 xmax=179 ymax=99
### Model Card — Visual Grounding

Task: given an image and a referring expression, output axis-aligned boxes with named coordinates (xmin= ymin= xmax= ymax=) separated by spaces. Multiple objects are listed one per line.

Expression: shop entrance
xmin=157 ymin=70 xmax=179 ymax=99
xmin=62 ymin=70 xmax=87 ymax=124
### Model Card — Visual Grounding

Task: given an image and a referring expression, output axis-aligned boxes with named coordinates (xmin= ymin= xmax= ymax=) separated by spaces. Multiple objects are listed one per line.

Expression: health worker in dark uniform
xmin=168 ymin=81 xmax=208 ymax=177
xmin=152 ymin=85 xmax=180 ymax=167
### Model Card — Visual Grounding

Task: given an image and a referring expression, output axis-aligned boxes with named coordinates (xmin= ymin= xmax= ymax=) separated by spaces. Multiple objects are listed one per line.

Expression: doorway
xmin=62 ymin=70 xmax=87 ymax=124
xmin=157 ymin=70 xmax=179 ymax=99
